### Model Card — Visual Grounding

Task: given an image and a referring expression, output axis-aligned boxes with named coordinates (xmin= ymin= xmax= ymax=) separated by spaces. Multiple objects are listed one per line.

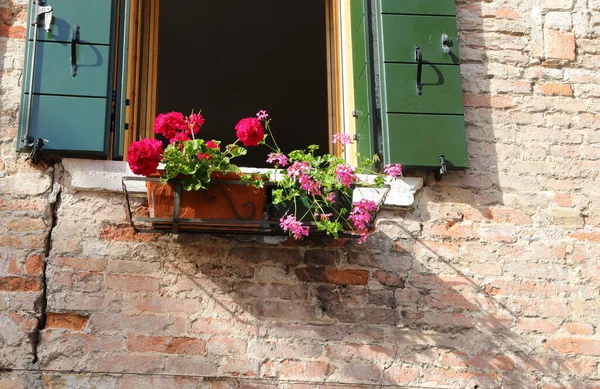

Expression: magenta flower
xmin=266 ymin=152 xmax=289 ymax=167
xmin=326 ymin=192 xmax=336 ymax=203
xmin=349 ymin=199 xmax=378 ymax=243
xmin=169 ymin=131 xmax=190 ymax=144
xmin=299 ymin=174 xmax=321 ymax=196
xmin=280 ymin=214 xmax=310 ymax=239
xmin=335 ymin=164 xmax=358 ymax=188
xmin=332 ymin=133 xmax=353 ymax=145
xmin=384 ymin=164 xmax=403 ymax=178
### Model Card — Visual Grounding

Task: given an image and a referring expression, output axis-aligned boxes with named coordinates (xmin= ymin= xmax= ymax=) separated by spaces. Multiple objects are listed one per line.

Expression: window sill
xmin=63 ymin=158 xmax=423 ymax=208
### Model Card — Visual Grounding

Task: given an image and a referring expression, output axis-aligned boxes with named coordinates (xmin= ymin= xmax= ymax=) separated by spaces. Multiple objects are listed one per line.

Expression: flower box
xmin=145 ymin=173 xmax=267 ymax=232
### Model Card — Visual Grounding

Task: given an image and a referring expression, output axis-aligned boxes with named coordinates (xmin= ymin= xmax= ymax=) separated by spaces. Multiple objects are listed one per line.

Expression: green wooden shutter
xmin=350 ymin=0 xmax=375 ymax=161
xmin=18 ymin=0 xmax=118 ymax=156
xmin=375 ymin=0 xmax=468 ymax=168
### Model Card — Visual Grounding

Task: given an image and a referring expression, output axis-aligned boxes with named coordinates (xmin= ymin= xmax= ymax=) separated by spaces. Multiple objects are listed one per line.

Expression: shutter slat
xmin=380 ymin=0 xmax=456 ymax=16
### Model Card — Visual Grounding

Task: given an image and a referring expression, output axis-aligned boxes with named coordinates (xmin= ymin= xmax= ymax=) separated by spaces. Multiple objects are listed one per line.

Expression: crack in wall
xmin=30 ymin=162 xmax=63 ymax=364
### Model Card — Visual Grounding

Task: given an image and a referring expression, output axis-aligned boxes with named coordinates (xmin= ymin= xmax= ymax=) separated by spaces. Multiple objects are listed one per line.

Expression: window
xmin=126 ymin=0 xmax=332 ymax=167
xmin=18 ymin=0 xmax=468 ymax=170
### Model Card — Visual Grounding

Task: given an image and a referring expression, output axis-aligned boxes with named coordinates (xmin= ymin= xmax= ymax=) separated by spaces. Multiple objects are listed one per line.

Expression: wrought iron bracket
xmin=21 ymin=136 xmax=47 ymax=164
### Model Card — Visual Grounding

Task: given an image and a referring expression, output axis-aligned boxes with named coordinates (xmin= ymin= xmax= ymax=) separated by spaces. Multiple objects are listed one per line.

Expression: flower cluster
xmin=279 ymin=214 xmax=310 ymax=239
xmin=129 ymin=109 xmax=402 ymax=243
xmin=348 ymin=199 xmax=378 ymax=243
xmin=128 ymin=111 xmax=265 ymax=191
xmin=128 ymin=139 xmax=163 ymax=176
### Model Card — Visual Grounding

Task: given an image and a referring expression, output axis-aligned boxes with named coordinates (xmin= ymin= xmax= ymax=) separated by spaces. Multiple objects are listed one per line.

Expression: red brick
xmin=545 ymin=29 xmax=576 ymax=61
xmin=105 ymin=274 xmax=159 ymax=292
xmin=0 ymin=7 xmax=12 ymax=23
xmin=117 ymin=375 xmax=202 ymax=389
xmin=99 ymin=224 xmax=160 ymax=242
xmin=495 ymin=7 xmax=521 ymax=19
xmin=547 ymin=337 xmax=600 ymax=355
xmin=563 ymin=357 xmax=598 ymax=377
xmin=261 ymin=360 xmax=332 ymax=380
xmin=0 ymin=25 xmax=26 ymax=39
xmin=411 ymin=311 xmax=474 ymax=329
xmin=55 ymin=256 xmax=105 ymax=272
xmin=200 ymin=263 xmax=254 ymax=279
xmin=325 ymin=343 xmax=396 ymax=364
xmin=0 ymin=276 xmax=40 ymax=292
xmin=136 ymin=297 xmax=201 ymax=314
xmin=7 ymin=217 xmax=47 ymax=232
xmin=463 ymin=94 xmax=515 ymax=108
xmin=340 ymin=362 xmax=381 ymax=383
xmin=295 ymin=267 xmax=368 ymax=286
xmin=516 ymin=317 xmax=558 ymax=333
xmin=467 ymin=355 xmax=515 ymax=371
xmin=25 ymin=254 xmax=44 ymax=276
xmin=0 ymin=235 xmax=22 ymax=248
xmin=569 ymin=231 xmax=600 ymax=242
xmin=488 ymin=207 xmax=532 ymax=225
xmin=191 ymin=318 xmax=258 ymax=337
xmin=383 ymin=365 xmax=420 ymax=384
xmin=207 ymin=337 xmax=247 ymax=355
xmin=221 ymin=359 xmax=258 ymax=377
xmin=373 ymin=271 xmax=405 ymax=288
xmin=46 ymin=312 xmax=89 ymax=331
xmin=539 ymin=83 xmax=573 ymax=96
xmin=561 ymin=322 xmax=594 ymax=335
xmin=427 ymin=221 xmax=476 ymax=239
xmin=127 ymin=336 xmax=206 ymax=355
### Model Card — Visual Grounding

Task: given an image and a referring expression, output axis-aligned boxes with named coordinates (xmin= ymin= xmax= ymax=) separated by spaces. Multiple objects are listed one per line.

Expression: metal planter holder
xmin=122 ymin=176 xmax=386 ymax=237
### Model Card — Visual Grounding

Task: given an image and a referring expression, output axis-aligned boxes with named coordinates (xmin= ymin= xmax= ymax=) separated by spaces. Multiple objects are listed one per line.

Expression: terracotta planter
xmin=146 ymin=172 xmax=267 ymax=231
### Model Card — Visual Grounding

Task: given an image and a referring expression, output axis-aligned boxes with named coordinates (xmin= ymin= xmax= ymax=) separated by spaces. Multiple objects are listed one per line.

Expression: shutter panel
xmin=375 ymin=0 xmax=468 ymax=168
xmin=350 ymin=0 xmax=375 ymax=160
xmin=18 ymin=0 xmax=117 ymax=156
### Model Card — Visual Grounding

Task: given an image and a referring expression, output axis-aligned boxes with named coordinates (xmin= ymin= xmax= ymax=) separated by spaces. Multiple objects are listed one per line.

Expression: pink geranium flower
xmin=280 ymin=214 xmax=310 ymax=240
xmin=335 ymin=164 xmax=358 ymax=188
xmin=256 ymin=110 xmax=269 ymax=121
xmin=384 ymin=164 xmax=403 ymax=178
xmin=332 ymin=133 xmax=353 ymax=145
xmin=266 ymin=152 xmax=288 ymax=167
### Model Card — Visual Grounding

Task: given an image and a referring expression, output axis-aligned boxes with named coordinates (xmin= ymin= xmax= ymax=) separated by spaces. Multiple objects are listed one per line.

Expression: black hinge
xmin=435 ymin=155 xmax=447 ymax=181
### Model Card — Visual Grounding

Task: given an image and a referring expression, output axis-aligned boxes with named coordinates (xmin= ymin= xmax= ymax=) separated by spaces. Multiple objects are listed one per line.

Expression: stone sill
xmin=63 ymin=158 xmax=423 ymax=208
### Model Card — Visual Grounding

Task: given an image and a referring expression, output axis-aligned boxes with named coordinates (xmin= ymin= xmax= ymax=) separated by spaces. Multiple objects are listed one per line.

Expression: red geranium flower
xmin=154 ymin=112 xmax=186 ymax=140
xmin=235 ymin=117 xmax=264 ymax=147
xmin=206 ymin=140 xmax=220 ymax=149
xmin=128 ymin=139 xmax=163 ymax=176
xmin=186 ymin=113 xmax=205 ymax=135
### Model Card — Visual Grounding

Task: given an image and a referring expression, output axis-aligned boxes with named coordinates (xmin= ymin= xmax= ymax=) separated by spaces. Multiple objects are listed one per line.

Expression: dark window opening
xmin=157 ymin=0 xmax=329 ymax=167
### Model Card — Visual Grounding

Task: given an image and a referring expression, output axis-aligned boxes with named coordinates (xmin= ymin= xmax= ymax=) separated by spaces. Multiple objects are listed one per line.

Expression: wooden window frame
xmin=122 ymin=0 xmax=357 ymax=164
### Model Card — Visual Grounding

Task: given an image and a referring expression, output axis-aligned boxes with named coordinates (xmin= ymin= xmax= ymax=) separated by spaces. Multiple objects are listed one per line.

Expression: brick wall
xmin=1 ymin=0 xmax=600 ymax=388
